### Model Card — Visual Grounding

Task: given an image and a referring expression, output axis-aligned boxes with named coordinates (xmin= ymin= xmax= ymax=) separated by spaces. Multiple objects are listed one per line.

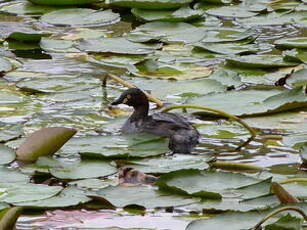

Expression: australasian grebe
xmin=111 ymin=88 xmax=199 ymax=154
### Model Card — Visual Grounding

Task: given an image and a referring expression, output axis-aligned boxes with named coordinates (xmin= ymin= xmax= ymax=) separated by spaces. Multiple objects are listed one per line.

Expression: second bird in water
xmin=111 ymin=88 xmax=199 ymax=154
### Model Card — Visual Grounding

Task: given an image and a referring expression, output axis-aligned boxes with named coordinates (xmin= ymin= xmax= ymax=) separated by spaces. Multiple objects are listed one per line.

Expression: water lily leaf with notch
xmin=41 ymin=8 xmax=120 ymax=27
xmin=275 ymin=37 xmax=307 ymax=49
xmin=76 ymin=37 xmax=161 ymax=55
xmin=108 ymin=0 xmax=193 ymax=9
xmin=0 ymin=1 xmax=71 ymax=15
xmin=16 ymin=127 xmax=77 ymax=161
xmin=188 ymin=87 xmax=307 ymax=116
xmin=0 ymin=183 xmax=62 ymax=203
xmin=132 ymin=59 xmax=212 ymax=80
xmin=13 ymin=186 xmax=91 ymax=208
xmin=28 ymin=0 xmax=99 ymax=6
xmin=88 ymin=185 xmax=198 ymax=209
xmin=0 ymin=145 xmax=15 ymax=165
xmin=205 ymin=6 xmax=259 ymax=18
xmin=61 ymin=133 xmax=169 ymax=158
xmin=156 ymin=169 xmax=264 ymax=199
xmin=128 ymin=22 xmax=206 ymax=44
xmin=194 ymin=42 xmax=272 ymax=55
xmin=131 ymin=5 xmax=204 ymax=22
xmin=0 ymin=167 xmax=29 ymax=183
xmin=126 ymin=154 xmax=210 ymax=174
xmin=226 ymin=55 xmax=299 ymax=68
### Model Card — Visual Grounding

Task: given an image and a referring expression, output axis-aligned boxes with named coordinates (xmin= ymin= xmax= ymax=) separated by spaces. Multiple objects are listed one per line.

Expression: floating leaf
xmin=28 ymin=0 xmax=99 ymax=5
xmin=287 ymin=68 xmax=307 ymax=87
xmin=283 ymin=49 xmax=307 ymax=63
xmin=205 ymin=6 xmax=258 ymax=18
xmin=16 ymin=127 xmax=77 ymax=161
xmin=40 ymin=38 xmax=78 ymax=53
xmin=194 ymin=42 xmax=272 ymax=55
xmin=14 ymin=186 xmax=91 ymax=208
xmin=226 ymin=55 xmax=299 ymax=68
xmin=0 ymin=145 xmax=15 ymax=165
xmin=0 ymin=57 xmax=13 ymax=72
xmin=127 ymin=154 xmax=210 ymax=173
xmin=0 ymin=183 xmax=62 ymax=203
xmin=189 ymin=87 xmax=307 ymax=117
xmin=61 ymin=133 xmax=169 ymax=158
xmin=89 ymin=185 xmax=197 ymax=208
xmin=131 ymin=6 xmax=204 ymax=22
xmin=76 ymin=37 xmax=161 ymax=55
xmin=0 ymin=167 xmax=29 ymax=183
xmin=8 ymin=31 xmax=50 ymax=42
xmin=108 ymin=0 xmax=193 ymax=9
xmin=275 ymin=37 xmax=307 ymax=49
xmin=40 ymin=8 xmax=120 ymax=27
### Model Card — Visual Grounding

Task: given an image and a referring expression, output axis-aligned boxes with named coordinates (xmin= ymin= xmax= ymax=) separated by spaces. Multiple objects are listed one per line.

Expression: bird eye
xmin=122 ymin=97 xmax=128 ymax=104
xmin=126 ymin=95 xmax=131 ymax=99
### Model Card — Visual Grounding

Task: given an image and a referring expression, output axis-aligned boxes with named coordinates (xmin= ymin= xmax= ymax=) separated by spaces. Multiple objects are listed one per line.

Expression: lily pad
xmin=157 ymin=169 xmax=266 ymax=199
xmin=275 ymin=37 xmax=307 ymax=49
xmin=127 ymin=154 xmax=210 ymax=174
xmin=13 ymin=186 xmax=91 ymax=208
xmin=76 ymin=37 xmax=161 ymax=55
xmin=40 ymin=8 xmax=120 ymax=27
xmin=88 ymin=185 xmax=197 ymax=208
xmin=131 ymin=6 xmax=204 ymax=22
xmin=194 ymin=42 xmax=272 ymax=55
xmin=188 ymin=87 xmax=307 ymax=117
xmin=283 ymin=49 xmax=307 ymax=63
xmin=48 ymin=160 xmax=117 ymax=180
xmin=287 ymin=68 xmax=307 ymax=87
xmin=108 ymin=0 xmax=193 ymax=9
xmin=61 ymin=133 xmax=169 ymax=158
xmin=0 ymin=167 xmax=29 ymax=183
xmin=0 ymin=203 xmax=9 ymax=211
xmin=8 ymin=31 xmax=50 ymax=42
xmin=205 ymin=6 xmax=258 ymax=18
xmin=0 ymin=145 xmax=15 ymax=165
xmin=28 ymin=0 xmax=99 ymax=5
xmin=0 ymin=57 xmax=13 ymax=72
xmin=40 ymin=38 xmax=78 ymax=53
xmin=0 ymin=183 xmax=62 ymax=203
xmin=16 ymin=127 xmax=77 ymax=161
xmin=128 ymin=22 xmax=206 ymax=44
xmin=226 ymin=55 xmax=299 ymax=68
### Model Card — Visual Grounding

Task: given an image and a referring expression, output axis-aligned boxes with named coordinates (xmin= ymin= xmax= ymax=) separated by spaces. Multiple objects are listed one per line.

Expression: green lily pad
xmin=0 ymin=124 xmax=23 ymax=143
xmin=0 ymin=145 xmax=15 ymax=165
xmin=0 ymin=167 xmax=29 ymax=183
xmin=16 ymin=127 xmax=77 ymax=161
xmin=88 ymin=185 xmax=197 ymax=208
xmin=157 ymin=169 xmax=267 ymax=199
xmin=47 ymin=159 xmax=117 ymax=180
xmin=283 ymin=133 xmax=307 ymax=149
xmin=226 ymin=55 xmax=299 ymax=68
xmin=197 ymin=122 xmax=248 ymax=138
xmin=108 ymin=0 xmax=193 ymax=9
xmin=76 ymin=37 xmax=161 ymax=54
xmin=8 ymin=30 xmax=50 ymax=42
xmin=69 ymin=178 xmax=117 ymax=189
xmin=131 ymin=6 xmax=204 ymax=22
xmin=275 ymin=37 xmax=307 ymax=49
xmin=0 ymin=1 xmax=70 ymax=15
xmin=127 ymin=154 xmax=210 ymax=174
xmin=0 ymin=57 xmax=13 ymax=72
xmin=0 ymin=183 xmax=62 ymax=203
xmin=281 ymin=181 xmax=307 ymax=199
xmin=200 ymin=28 xmax=257 ymax=43
xmin=188 ymin=87 xmax=307 ymax=116
xmin=61 ymin=133 xmax=169 ymax=158
xmin=194 ymin=42 xmax=272 ymax=55
xmin=128 ymin=22 xmax=206 ymax=44
xmin=0 ymin=203 xmax=9 ymax=212
xmin=28 ymin=0 xmax=99 ymax=5
xmin=205 ymin=6 xmax=258 ymax=18
xmin=40 ymin=38 xmax=78 ymax=53
xmin=40 ymin=8 xmax=120 ymax=27
xmin=287 ymin=68 xmax=307 ymax=87
xmin=283 ymin=49 xmax=307 ymax=63
xmin=13 ymin=186 xmax=91 ymax=208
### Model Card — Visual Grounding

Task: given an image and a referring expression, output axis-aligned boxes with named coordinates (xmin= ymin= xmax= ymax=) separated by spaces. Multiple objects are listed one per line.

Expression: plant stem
xmin=161 ymin=104 xmax=257 ymax=139
xmin=251 ymin=206 xmax=307 ymax=230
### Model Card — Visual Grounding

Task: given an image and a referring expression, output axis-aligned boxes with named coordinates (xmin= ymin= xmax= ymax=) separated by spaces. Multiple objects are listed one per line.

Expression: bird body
xmin=111 ymin=88 xmax=199 ymax=154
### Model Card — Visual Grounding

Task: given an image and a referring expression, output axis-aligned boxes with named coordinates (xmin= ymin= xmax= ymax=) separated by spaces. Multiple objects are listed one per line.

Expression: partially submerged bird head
xmin=111 ymin=88 xmax=148 ymax=108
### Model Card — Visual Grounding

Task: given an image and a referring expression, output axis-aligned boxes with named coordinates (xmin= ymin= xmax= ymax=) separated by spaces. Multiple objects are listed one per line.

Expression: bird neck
xmin=130 ymin=102 xmax=149 ymax=122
